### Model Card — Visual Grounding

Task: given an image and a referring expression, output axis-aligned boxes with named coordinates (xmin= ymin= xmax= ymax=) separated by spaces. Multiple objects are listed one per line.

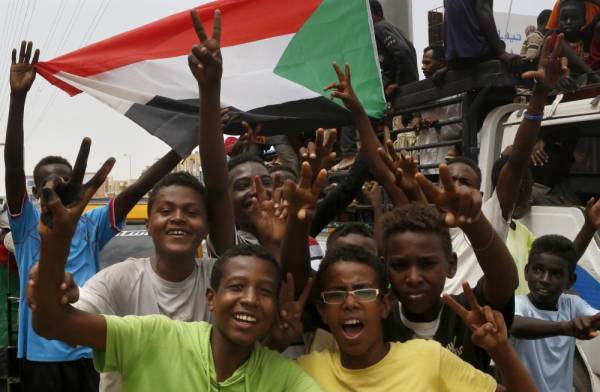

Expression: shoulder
xmin=297 ymin=349 xmax=336 ymax=370
xmin=89 ymin=257 xmax=148 ymax=282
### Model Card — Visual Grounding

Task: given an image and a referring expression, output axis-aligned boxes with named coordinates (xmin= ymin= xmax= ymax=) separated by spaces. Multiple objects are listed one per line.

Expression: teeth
xmin=344 ymin=319 xmax=361 ymax=325
xmin=168 ymin=230 xmax=187 ymax=235
xmin=234 ymin=313 xmax=257 ymax=323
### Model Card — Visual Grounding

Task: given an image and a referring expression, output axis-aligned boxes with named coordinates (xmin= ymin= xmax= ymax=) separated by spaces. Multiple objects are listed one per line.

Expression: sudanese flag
xmin=35 ymin=0 xmax=386 ymax=156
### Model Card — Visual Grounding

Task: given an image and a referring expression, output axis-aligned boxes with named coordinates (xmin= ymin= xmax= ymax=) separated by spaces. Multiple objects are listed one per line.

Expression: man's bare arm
xmin=5 ymin=41 xmax=39 ymax=213
xmin=113 ymin=149 xmax=181 ymax=223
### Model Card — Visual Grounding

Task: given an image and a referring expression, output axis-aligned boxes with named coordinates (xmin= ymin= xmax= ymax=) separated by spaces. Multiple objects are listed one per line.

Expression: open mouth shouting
xmin=341 ymin=319 xmax=364 ymax=340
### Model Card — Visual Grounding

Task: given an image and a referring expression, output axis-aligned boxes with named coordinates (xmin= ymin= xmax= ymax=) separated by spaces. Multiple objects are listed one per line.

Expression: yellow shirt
xmin=297 ymin=340 xmax=496 ymax=392
xmin=506 ymin=220 xmax=536 ymax=296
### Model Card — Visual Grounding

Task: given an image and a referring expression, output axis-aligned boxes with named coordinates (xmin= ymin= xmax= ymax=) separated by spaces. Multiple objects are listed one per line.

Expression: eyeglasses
xmin=321 ymin=288 xmax=380 ymax=304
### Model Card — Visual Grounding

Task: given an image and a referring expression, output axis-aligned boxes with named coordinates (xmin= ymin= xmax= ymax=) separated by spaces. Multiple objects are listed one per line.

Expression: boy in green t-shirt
xmin=297 ymin=244 xmax=536 ymax=392
xmin=28 ymin=153 xmax=321 ymax=391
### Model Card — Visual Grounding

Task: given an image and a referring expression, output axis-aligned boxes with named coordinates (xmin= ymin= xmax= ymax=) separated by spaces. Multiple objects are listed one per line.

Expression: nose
xmin=405 ymin=266 xmax=423 ymax=286
xmin=240 ymin=287 xmax=258 ymax=307
xmin=341 ymin=291 xmax=359 ymax=310
xmin=540 ymin=271 xmax=552 ymax=285
xmin=169 ymin=208 xmax=186 ymax=222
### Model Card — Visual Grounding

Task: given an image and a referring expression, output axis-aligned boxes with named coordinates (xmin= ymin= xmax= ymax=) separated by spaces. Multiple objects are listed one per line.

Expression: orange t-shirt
xmin=546 ymin=1 xmax=600 ymax=29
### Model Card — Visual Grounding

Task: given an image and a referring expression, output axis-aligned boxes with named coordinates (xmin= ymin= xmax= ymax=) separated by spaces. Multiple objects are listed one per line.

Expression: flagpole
xmin=504 ymin=0 xmax=514 ymax=36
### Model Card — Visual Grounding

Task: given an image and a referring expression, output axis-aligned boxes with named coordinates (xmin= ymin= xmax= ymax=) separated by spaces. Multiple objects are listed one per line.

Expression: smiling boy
xmin=510 ymin=235 xmax=600 ymax=391
xmin=297 ymin=245 xmax=536 ymax=392
xmin=29 ymin=168 xmax=322 ymax=391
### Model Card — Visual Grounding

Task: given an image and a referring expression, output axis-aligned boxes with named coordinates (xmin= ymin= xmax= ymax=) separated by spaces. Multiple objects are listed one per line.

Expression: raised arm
xmin=496 ymin=34 xmax=567 ymax=219
xmin=444 ymin=283 xmax=537 ymax=392
xmin=417 ymin=165 xmax=518 ymax=307
xmin=511 ymin=314 xmax=600 ymax=340
xmin=31 ymin=140 xmax=113 ymax=350
xmin=188 ymin=10 xmax=236 ymax=255
xmin=325 ymin=63 xmax=408 ymax=206
xmin=113 ymin=149 xmax=181 ymax=223
xmin=5 ymin=41 xmax=39 ymax=213
xmin=281 ymin=162 xmax=327 ymax=297
xmin=573 ymin=197 xmax=600 ymax=260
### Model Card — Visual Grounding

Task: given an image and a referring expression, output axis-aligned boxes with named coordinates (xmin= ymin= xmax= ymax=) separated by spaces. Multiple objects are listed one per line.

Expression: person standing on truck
xmin=443 ymin=0 xmax=521 ymax=70
xmin=411 ymin=45 xmax=462 ymax=175
xmin=510 ymin=235 xmax=600 ymax=391
xmin=521 ymin=9 xmax=553 ymax=60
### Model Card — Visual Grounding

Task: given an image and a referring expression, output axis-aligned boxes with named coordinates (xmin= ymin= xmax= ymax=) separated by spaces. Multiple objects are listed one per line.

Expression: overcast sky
xmin=0 ymin=0 xmax=556 ymax=196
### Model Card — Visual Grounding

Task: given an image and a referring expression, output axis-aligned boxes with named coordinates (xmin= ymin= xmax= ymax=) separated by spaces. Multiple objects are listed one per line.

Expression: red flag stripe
xmin=36 ymin=0 xmax=321 ymax=95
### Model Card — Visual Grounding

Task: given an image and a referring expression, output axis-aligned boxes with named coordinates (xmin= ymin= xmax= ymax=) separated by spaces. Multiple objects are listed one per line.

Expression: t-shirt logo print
xmin=445 ymin=336 xmax=464 ymax=357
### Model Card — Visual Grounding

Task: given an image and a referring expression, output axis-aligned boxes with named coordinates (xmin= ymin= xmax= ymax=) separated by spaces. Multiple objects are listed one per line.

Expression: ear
xmin=567 ymin=272 xmax=577 ymax=289
xmin=380 ymin=292 xmax=393 ymax=319
xmin=446 ymin=252 xmax=458 ymax=279
xmin=206 ymin=288 xmax=216 ymax=312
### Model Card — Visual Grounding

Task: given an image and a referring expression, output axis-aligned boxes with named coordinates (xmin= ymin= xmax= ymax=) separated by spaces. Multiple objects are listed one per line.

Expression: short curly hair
xmin=326 ymin=222 xmax=374 ymax=247
xmin=317 ymin=244 xmax=388 ymax=293
xmin=33 ymin=156 xmax=72 ymax=185
xmin=528 ymin=235 xmax=578 ymax=274
xmin=147 ymin=172 xmax=206 ymax=215
xmin=210 ymin=243 xmax=282 ymax=292
xmin=381 ymin=204 xmax=452 ymax=259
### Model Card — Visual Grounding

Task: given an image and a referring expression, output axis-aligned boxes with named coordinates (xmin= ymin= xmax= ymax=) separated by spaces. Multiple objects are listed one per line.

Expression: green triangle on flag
xmin=273 ymin=0 xmax=386 ymax=119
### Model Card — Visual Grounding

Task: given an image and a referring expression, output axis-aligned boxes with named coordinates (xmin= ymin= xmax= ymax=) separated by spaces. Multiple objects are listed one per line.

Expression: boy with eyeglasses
xmin=297 ymin=245 xmax=536 ymax=391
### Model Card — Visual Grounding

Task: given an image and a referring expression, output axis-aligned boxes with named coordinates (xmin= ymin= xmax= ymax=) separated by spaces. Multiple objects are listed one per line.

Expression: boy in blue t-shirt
xmin=511 ymin=235 xmax=600 ymax=391
xmin=5 ymin=41 xmax=182 ymax=391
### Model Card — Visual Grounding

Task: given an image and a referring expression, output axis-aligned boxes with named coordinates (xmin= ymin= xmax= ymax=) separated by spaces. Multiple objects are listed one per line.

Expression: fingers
xmin=190 ymin=10 xmax=208 ymax=42
xmin=11 ymin=48 xmax=16 ymax=65
xmin=312 ymin=169 xmax=328 ymax=196
xmin=254 ymin=176 xmax=268 ymax=203
xmin=24 ymin=41 xmax=33 ymax=63
xmin=324 ymin=128 xmax=336 ymax=152
xmin=212 ymin=9 xmax=221 ymax=42
xmin=30 ymin=47 xmax=40 ymax=67
xmin=377 ymin=147 xmax=397 ymax=176
xmin=345 ymin=63 xmax=351 ymax=83
xmin=415 ymin=172 xmax=439 ymax=202
xmin=386 ymin=140 xmax=400 ymax=162
xmin=71 ymin=138 xmax=92 ymax=185
xmin=442 ymin=293 xmax=470 ymax=321
xmin=40 ymin=187 xmax=65 ymax=228
xmin=81 ymin=158 xmax=115 ymax=206
xmin=521 ymin=70 xmax=542 ymax=80
xmin=332 ymin=62 xmax=344 ymax=82
xmin=19 ymin=41 xmax=26 ymax=62
xmin=462 ymin=282 xmax=483 ymax=313
xmin=297 ymin=277 xmax=313 ymax=308
xmin=282 ymin=272 xmax=295 ymax=303
xmin=192 ymin=44 xmax=221 ymax=70
xmin=438 ymin=164 xmax=455 ymax=192
xmin=314 ymin=128 xmax=324 ymax=152
xmin=298 ymin=162 xmax=313 ymax=190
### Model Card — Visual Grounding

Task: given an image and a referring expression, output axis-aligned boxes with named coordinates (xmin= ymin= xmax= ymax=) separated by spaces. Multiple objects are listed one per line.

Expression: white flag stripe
xmin=54 ymin=34 xmax=319 ymax=112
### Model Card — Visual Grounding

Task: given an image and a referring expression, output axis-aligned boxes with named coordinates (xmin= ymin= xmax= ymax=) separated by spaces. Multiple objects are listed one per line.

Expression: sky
xmin=0 ymin=0 xmax=557 ymax=196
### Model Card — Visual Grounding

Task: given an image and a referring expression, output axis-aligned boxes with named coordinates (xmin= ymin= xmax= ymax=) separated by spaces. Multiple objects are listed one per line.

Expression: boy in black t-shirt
xmin=382 ymin=167 xmax=518 ymax=372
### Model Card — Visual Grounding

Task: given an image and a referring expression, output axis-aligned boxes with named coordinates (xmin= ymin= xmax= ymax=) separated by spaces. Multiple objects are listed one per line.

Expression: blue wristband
xmin=523 ymin=111 xmax=544 ymax=121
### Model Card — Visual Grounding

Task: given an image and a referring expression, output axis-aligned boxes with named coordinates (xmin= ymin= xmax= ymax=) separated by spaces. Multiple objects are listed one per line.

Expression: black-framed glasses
xmin=321 ymin=288 xmax=380 ymax=304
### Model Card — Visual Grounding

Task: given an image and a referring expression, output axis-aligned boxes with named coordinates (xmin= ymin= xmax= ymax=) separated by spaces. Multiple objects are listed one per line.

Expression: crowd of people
xmin=2 ymin=0 xmax=600 ymax=391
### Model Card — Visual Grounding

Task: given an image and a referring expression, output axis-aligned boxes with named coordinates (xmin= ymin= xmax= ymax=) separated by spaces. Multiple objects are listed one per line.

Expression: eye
xmin=228 ymin=284 xmax=244 ymax=291
xmin=388 ymin=260 xmax=408 ymax=272
xmin=259 ymin=287 xmax=274 ymax=296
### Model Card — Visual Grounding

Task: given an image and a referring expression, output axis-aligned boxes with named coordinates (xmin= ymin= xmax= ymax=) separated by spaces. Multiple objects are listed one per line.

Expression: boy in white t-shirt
xmin=511 ymin=234 xmax=600 ymax=391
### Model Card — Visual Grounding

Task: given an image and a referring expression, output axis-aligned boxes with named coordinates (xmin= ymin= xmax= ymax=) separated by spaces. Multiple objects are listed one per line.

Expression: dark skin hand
xmin=31 ymin=148 xmax=114 ymax=350
xmin=189 ymin=9 xmax=236 ymax=256
xmin=5 ymin=41 xmax=40 ymax=213
xmin=417 ymin=165 xmax=519 ymax=306
xmin=496 ymin=34 xmax=568 ymax=220
xmin=280 ymin=162 xmax=327 ymax=297
xmin=444 ymin=283 xmax=537 ymax=392
xmin=324 ymin=63 xmax=408 ymax=206
xmin=377 ymin=141 xmax=427 ymax=204
xmin=511 ymin=313 xmax=600 ymax=340
xmin=299 ymin=128 xmax=337 ymax=181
